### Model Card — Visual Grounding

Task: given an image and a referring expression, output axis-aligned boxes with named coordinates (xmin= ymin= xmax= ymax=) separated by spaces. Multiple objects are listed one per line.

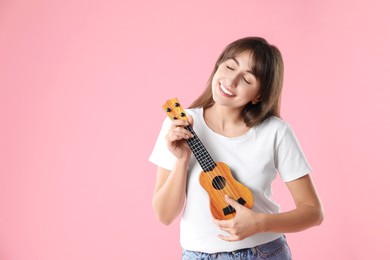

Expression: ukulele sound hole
xmin=212 ymin=176 xmax=226 ymax=190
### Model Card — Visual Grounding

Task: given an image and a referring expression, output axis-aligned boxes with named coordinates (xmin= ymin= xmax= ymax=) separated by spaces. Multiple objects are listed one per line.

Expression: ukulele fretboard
xmin=185 ymin=125 xmax=216 ymax=172
xmin=162 ymin=97 xmax=216 ymax=172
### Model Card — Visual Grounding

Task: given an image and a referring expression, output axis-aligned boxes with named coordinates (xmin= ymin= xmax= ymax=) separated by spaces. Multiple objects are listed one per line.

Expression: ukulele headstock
xmin=162 ymin=98 xmax=189 ymax=123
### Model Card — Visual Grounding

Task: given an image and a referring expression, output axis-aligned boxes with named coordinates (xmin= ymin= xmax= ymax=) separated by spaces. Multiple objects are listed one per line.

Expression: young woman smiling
xmin=150 ymin=36 xmax=323 ymax=260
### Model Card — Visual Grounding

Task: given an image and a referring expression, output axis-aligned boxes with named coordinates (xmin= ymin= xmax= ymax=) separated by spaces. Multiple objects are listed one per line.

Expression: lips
xmin=219 ymin=83 xmax=235 ymax=97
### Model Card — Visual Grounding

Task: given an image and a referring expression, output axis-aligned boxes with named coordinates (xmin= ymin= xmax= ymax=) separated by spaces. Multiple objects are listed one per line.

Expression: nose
xmin=227 ymin=73 xmax=241 ymax=88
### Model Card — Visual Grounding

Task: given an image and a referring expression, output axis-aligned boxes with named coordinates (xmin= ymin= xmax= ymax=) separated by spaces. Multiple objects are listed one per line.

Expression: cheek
xmin=213 ymin=66 xmax=226 ymax=79
xmin=240 ymin=87 xmax=259 ymax=100
xmin=211 ymin=73 xmax=220 ymax=89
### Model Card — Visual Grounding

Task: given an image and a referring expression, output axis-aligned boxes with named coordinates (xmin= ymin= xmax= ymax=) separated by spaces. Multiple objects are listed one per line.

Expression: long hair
xmin=189 ymin=36 xmax=284 ymax=127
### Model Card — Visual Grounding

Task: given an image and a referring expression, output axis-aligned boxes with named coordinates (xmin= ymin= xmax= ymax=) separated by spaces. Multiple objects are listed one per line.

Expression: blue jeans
xmin=182 ymin=236 xmax=292 ymax=260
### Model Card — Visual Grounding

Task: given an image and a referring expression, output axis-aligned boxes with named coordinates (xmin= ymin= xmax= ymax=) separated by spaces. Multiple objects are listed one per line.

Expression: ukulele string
xmin=210 ymin=160 xmax=239 ymax=202
xmin=171 ymin=101 xmax=231 ymax=201
xmin=184 ymin=115 xmax=239 ymax=205
xmin=187 ymin=129 xmax=233 ymax=208
xmin=168 ymin=100 xmax=240 ymax=216
xmin=177 ymin=103 xmax=239 ymax=208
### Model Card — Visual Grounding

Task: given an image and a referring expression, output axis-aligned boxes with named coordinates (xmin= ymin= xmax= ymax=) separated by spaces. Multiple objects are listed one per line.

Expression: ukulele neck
xmin=184 ymin=125 xmax=216 ymax=172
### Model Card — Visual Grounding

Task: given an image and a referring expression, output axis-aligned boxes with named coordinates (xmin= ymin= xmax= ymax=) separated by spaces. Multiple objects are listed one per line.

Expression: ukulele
xmin=163 ymin=98 xmax=254 ymax=220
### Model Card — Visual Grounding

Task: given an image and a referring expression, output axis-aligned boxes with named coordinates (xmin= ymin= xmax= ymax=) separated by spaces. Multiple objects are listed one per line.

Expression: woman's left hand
xmin=213 ymin=195 xmax=266 ymax=242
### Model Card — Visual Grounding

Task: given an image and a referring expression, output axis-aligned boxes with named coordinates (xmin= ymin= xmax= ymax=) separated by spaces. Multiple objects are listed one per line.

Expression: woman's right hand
xmin=165 ymin=116 xmax=194 ymax=161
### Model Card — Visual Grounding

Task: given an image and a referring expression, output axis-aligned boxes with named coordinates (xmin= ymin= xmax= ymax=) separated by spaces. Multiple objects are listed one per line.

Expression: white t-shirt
xmin=149 ymin=107 xmax=311 ymax=253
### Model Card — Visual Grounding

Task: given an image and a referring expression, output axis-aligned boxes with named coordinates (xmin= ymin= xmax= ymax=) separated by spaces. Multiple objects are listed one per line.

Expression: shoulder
xmin=184 ymin=107 xmax=203 ymax=123
xmin=256 ymin=116 xmax=289 ymax=133
xmin=184 ymin=107 xmax=202 ymax=117
xmin=253 ymin=116 xmax=297 ymax=144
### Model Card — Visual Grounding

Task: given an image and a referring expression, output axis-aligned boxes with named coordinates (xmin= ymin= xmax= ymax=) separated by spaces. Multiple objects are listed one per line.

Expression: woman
xmin=149 ymin=36 xmax=323 ymax=259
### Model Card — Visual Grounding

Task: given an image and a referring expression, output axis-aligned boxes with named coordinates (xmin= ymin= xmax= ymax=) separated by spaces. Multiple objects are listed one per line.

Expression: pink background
xmin=1 ymin=0 xmax=389 ymax=259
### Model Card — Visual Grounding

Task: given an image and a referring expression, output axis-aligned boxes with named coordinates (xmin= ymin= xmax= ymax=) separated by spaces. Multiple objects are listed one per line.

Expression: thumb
xmin=224 ymin=195 xmax=243 ymax=210
xmin=187 ymin=115 xmax=194 ymax=127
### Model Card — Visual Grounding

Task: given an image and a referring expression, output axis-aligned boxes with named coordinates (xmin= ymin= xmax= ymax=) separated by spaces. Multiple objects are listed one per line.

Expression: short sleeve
xmin=275 ymin=124 xmax=312 ymax=182
xmin=149 ymin=117 xmax=177 ymax=171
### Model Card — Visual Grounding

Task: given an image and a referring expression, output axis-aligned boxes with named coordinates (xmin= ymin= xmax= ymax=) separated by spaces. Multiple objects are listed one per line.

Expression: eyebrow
xmin=231 ymin=57 xmax=256 ymax=77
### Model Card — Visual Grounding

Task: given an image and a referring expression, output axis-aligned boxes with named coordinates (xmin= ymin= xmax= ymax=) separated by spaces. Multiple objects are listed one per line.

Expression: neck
xmin=205 ymin=104 xmax=245 ymax=129
xmin=204 ymin=104 xmax=249 ymax=138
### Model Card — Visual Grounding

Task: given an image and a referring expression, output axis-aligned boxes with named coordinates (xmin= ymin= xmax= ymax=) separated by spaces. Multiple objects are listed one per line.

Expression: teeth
xmin=220 ymin=84 xmax=234 ymax=96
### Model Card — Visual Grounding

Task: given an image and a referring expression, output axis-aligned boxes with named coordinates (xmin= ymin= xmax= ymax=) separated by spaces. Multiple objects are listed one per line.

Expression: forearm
xmin=152 ymin=160 xmax=189 ymax=225
xmin=213 ymin=175 xmax=323 ymax=242
xmin=261 ymin=204 xmax=324 ymax=233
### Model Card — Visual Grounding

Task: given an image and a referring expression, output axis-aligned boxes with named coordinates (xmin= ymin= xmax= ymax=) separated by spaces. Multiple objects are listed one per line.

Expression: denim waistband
xmin=182 ymin=235 xmax=291 ymax=260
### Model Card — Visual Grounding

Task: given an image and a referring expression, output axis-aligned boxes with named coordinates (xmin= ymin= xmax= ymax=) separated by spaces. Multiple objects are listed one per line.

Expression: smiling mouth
xmin=219 ymin=83 xmax=235 ymax=97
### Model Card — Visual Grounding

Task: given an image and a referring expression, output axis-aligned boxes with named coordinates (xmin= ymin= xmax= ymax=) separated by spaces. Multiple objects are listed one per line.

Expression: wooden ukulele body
xmin=199 ymin=162 xmax=254 ymax=220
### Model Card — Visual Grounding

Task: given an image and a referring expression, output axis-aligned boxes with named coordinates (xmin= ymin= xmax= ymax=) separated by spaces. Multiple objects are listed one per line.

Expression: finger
xmin=212 ymin=219 xmax=234 ymax=240
xmin=169 ymin=120 xmax=193 ymax=137
xmin=172 ymin=127 xmax=193 ymax=139
xmin=217 ymin=234 xmax=238 ymax=242
xmin=187 ymin=115 xmax=194 ymax=127
xmin=171 ymin=119 xmax=189 ymax=128
xmin=224 ymin=195 xmax=243 ymax=211
xmin=212 ymin=217 xmax=231 ymax=229
xmin=166 ymin=132 xmax=191 ymax=142
xmin=167 ymin=126 xmax=193 ymax=139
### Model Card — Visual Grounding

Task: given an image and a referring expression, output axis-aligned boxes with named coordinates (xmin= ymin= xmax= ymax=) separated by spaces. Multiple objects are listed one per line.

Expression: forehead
xmin=223 ymin=51 xmax=257 ymax=76
xmin=231 ymin=51 xmax=254 ymax=64
xmin=221 ymin=50 xmax=255 ymax=68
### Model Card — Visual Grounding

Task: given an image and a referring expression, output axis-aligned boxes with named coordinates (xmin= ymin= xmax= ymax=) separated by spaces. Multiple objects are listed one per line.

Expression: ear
xmin=251 ymin=95 xmax=261 ymax=105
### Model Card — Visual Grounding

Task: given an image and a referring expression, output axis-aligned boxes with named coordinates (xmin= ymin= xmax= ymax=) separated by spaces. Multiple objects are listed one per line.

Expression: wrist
xmin=175 ymin=158 xmax=190 ymax=169
xmin=257 ymin=213 xmax=270 ymax=233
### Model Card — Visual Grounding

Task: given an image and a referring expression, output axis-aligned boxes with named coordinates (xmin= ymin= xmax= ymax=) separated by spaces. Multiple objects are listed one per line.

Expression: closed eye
xmin=243 ymin=77 xmax=251 ymax=84
xmin=226 ymin=65 xmax=234 ymax=70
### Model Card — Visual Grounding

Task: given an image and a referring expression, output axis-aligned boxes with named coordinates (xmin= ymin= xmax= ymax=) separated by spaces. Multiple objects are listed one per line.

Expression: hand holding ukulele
xmin=163 ymin=98 xmax=254 ymax=220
